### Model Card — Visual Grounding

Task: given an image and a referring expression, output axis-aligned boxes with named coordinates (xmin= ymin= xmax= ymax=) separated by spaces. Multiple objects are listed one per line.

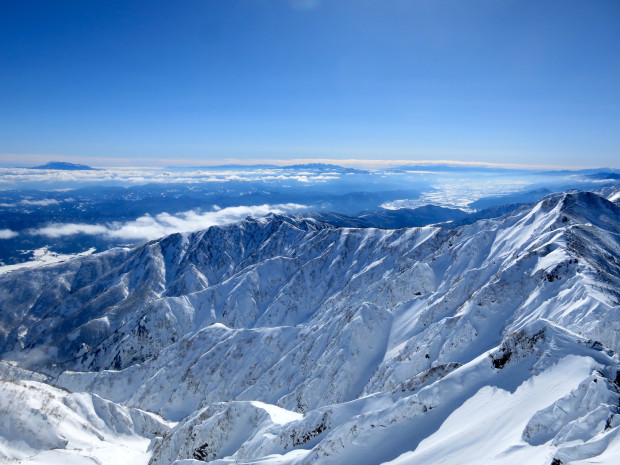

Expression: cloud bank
xmin=31 ymin=203 xmax=307 ymax=241
xmin=0 ymin=166 xmax=341 ymax=188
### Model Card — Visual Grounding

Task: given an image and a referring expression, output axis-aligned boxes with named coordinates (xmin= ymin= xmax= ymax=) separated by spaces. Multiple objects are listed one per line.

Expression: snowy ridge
xmin=1 ymin=188 xmax=620 ymax=464
xmin=0 ymin=374 xmax=172 ymax=464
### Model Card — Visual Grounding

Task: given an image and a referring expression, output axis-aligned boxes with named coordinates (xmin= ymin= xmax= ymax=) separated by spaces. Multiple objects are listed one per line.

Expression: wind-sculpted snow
xmin=1 ymin=189 xmax=620 ymax=464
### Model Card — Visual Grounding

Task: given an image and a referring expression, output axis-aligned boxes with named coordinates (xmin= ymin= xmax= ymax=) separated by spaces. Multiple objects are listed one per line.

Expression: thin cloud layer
xmin=0 ymin=167 xmax=341 ymax=188
xmin=31 ymin=203 xmax=307 ymax=241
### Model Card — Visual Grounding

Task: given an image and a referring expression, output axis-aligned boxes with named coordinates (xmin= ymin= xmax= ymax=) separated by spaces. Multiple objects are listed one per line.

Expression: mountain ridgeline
xmin=1 ymin=188 xmax=620 ymax=465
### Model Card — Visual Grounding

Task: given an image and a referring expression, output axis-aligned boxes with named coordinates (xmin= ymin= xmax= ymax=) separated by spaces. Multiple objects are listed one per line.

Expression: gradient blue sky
xmin=1 ymin=0 xmax=619 ymax=168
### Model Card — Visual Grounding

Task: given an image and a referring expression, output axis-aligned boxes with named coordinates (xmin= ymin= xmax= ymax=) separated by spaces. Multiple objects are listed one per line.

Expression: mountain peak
xmin=31 ymin=161 xmax=97 ymax=170
xmin=549 ymin=190 xmax=620 ymax=232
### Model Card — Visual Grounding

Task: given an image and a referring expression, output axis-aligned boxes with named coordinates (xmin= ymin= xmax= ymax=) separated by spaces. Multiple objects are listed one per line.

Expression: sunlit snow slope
xmin=1 ymin=188 xmax=619 ymax=465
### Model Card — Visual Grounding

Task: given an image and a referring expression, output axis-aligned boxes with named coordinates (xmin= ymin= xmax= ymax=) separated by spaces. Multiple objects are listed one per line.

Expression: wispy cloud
xmin=34 ymin=224 xmax=108 ymax=238
xmin=0 ymin=229 xmax=18 ymax=239
xmin=31 ymin=203 xmax=307 ymax=241
xmin=20 ymin=199 xmax=60 ymax=206
xmin=1 ymin=199 xmax=70 ymax=208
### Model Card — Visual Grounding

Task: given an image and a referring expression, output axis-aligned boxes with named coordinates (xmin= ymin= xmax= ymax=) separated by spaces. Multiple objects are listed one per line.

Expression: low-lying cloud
xmin=0 ymin=229 xmax=18 ymax=239
xmin=0 ymin=166 xmax=342 ymax=188
xmin=31 ymin=203 xmax=307 ymax=241
xmin=20 ymin=198 xmax=61 ymax=206
xmin=34 ymin=224 xmax=109 ymax=238
xmin=1 ymin=199 xmax=68 ymax=208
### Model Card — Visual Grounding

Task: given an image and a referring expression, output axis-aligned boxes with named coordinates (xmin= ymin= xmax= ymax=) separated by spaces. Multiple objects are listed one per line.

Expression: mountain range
xmin=1 ymin=186 xmax=620 ymax=464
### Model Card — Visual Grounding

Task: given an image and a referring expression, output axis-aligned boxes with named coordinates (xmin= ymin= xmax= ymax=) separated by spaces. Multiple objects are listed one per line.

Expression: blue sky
xmin=1 ymin=0 xmax=619 ymax=168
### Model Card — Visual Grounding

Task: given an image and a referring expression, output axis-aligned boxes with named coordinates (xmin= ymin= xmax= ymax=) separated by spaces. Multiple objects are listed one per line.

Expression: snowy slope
xmin=1 ymin=188 xmax=620 ymax=464
xmin=0 ymin=361 xmax=171 ymax=464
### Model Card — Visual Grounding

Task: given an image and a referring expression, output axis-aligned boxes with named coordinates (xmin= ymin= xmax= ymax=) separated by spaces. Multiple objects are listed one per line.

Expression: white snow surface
xmin=0 ymin=247 xmax=97 ymax=276
xmin=1 ymin=189 xmax=620 ymax=464
xmin=0 ymin=370 xmax=171 ymax=464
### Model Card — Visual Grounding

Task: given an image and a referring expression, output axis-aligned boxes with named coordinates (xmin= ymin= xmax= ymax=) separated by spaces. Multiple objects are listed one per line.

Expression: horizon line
xmin=1 ymin=154 xmax=617 ymax=171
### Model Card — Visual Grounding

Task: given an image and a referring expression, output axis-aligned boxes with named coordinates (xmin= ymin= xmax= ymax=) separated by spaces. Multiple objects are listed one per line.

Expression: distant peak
xmin=30 ymin=161 xmax=97 ymax=171
xmin=285 ymin=163 xmax=366 ymax=173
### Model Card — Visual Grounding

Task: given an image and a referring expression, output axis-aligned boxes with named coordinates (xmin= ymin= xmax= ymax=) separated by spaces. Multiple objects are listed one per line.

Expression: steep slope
xmin=146 ymin=321 xmax=619 ymax=465
xmin=1 ymin=189 xmax=620 ymax=464
xmin=0 ymin=361 xmax=171 ymax=464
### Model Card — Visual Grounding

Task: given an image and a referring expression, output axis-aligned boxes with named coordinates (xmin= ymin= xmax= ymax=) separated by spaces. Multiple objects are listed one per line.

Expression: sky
xmin=1 ymin=0 xmax=619 ymax=168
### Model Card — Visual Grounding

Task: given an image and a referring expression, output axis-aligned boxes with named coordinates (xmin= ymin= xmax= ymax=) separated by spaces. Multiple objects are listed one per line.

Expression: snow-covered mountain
xmin=1 ymin=188 xmax=620 ymax=464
